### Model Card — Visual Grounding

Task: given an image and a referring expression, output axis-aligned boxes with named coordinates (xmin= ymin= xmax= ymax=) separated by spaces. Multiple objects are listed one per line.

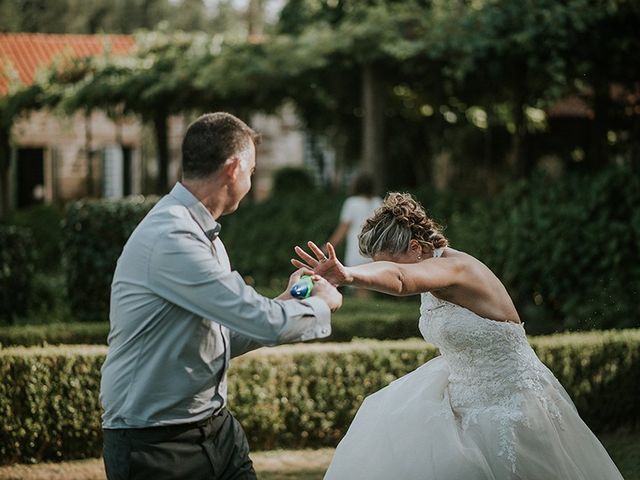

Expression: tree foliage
xmin=0 ymin=0 xmax=240 ymax=35
xmin=1 ymin=0 xmax=637 ymax=195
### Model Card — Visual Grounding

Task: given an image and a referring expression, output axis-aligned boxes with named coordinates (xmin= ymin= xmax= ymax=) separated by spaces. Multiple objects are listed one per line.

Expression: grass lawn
xmin=0 ymin=432 xmax=637 ymax=480
xmin=601 ymin=431 xmax=640 ymax=479
xmin=0 ymin=449 xmax=332 ymax=480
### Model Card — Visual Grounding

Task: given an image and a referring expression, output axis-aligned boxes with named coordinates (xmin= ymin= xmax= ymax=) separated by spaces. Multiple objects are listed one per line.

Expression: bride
xmin=292 ymin=192 xmax=623 ymax=480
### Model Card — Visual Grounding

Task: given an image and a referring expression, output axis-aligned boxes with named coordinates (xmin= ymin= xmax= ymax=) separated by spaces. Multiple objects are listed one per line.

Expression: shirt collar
xmin=169 ymin=182 xmax=221 ymax=241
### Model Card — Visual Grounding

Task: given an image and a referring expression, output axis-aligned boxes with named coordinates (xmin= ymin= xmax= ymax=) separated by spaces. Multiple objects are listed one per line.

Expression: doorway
xmin=16 ymin=148 xmax=45 ymax=208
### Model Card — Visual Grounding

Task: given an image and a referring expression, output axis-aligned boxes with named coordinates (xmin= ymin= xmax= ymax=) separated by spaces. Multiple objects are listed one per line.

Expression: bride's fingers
xmin=291 ymin=258 xmax=313 ymax=270
xmin=295 ymin=246 xmax=318 ymax=266
xmin=326 ymin=242 xmax=337 ymax=260
xmin=307 ymin=241 xmax=326 ymax=261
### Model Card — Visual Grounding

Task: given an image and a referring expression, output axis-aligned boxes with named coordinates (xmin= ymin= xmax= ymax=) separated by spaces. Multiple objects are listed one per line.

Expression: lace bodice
xmin=418 ymin=292 xmax=565 ymax=469
xmin=417 ymin=250 xmax=565 ymax=470
xmin=419 ymin=292 xmax=547 ymax=404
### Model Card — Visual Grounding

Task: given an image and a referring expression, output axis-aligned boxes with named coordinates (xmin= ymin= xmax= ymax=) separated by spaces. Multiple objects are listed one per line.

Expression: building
xmin=0 ymin=33 xmax=315 ymax=212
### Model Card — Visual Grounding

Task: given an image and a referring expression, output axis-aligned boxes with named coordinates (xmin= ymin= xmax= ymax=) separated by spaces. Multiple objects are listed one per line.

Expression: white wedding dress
xmin=324 ymin=253 xmax=624 ymax=479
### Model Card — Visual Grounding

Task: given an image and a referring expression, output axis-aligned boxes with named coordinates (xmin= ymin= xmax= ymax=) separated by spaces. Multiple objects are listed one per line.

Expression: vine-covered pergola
xmin=1 ymin=0 xmax=638 ymax=216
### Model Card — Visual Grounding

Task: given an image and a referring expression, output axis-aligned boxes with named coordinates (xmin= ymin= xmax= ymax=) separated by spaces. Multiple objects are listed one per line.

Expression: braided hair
xmin=358 ymin=192 xmax=448 ymax=258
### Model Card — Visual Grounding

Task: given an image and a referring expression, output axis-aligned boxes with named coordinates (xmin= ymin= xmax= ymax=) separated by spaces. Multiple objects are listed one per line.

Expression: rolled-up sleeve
xmin=147 ymin=230 xmax=331 ymax=346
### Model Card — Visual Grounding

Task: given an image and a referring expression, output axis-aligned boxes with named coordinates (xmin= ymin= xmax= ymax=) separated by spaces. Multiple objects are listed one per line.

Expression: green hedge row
xmin=1 ymin=329 xmax=638 ymax=464
xmin=60 ymin=187 xmax=340 ymax=322
xmin=0 ymin=322 xmax=109 ymax=348
xmin=0 ymin=298 xmax=421 ymax=347
xmin=0 ymin=226 xmax=35 ymax=324
xmin=6 ymin=204 xmax=64 ymax=273
xmin=59 ymin=166 xmax=640 ymax=331
xmin=456 ymin=166 xmax=640 ymax=330
xmin=61 ymin=196 xmax=157 ymax=322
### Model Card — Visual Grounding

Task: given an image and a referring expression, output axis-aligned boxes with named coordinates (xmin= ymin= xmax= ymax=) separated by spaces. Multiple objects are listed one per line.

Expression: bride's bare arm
xmin=292 ymin=241 xmax=465 ymax=296
xmin=343 ymin=258 xmax=465 ymax=296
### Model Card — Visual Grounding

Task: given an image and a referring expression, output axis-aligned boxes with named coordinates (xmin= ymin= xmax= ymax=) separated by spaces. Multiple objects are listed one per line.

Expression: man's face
xmin=224 ymin=142 xmax=256 ymax=214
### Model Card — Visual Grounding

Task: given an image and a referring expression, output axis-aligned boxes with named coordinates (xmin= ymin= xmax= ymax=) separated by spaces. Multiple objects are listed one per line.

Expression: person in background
xmin=327 ymin=172 xmax=382 ymax=298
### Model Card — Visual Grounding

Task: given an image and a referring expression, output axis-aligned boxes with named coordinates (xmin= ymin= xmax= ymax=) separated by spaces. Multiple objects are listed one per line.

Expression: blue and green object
xmin=290 ymin=275 xmax=314 ymax=299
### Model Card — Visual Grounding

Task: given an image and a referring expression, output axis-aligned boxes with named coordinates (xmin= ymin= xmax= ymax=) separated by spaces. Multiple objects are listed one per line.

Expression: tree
xmin=59 ymin=32 xmax=217 ymax=194
xmin=275 ymin=0 xmax=639 ymax=189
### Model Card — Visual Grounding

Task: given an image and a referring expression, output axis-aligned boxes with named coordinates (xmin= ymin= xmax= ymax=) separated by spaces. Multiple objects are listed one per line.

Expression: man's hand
xmin=310 ymin=275 xmax=343 ymax=312
xmin=291 ymin=241 xmax=352 ymax=287
xmin=277 ymin=268 xmax=313 ymax=300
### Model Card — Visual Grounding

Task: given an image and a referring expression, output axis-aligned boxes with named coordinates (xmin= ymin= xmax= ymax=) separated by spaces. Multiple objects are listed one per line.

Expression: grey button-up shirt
xmin=100 ymin=183 xmax=331 ymax=429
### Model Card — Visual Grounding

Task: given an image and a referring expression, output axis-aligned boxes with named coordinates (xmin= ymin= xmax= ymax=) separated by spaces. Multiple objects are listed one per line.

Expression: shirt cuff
xmin=298 ymin=296 xmax=332 ymax=340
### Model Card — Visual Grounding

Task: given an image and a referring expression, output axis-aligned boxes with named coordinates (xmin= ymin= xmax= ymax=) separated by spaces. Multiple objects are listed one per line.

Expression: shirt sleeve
xmin=228 ymin=331 xmax=263 ymax=358
xmin=147 ymin=229 xmax=332 ymax=346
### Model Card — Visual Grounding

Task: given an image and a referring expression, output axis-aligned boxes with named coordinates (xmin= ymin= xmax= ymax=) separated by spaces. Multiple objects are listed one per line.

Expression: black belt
xmin=105 ymin=408 xmax=229 ymax=440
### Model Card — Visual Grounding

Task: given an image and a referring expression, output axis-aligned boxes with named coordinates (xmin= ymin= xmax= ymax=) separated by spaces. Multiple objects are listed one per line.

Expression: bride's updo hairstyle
xmin=358 ymin=192 xmax=448 ymax=258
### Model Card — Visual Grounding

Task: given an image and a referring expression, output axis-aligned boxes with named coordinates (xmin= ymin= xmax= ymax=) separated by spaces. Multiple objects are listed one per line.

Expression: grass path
xmin=0 ymin=449 xmax=333 ymax=480
xmin=0 ymin=432 xmax=637 ymax=480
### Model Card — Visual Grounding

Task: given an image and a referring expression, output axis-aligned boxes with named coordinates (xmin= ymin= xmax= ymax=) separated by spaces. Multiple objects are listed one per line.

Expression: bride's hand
xmin=291 ymin=241 xmax=351 ymax=287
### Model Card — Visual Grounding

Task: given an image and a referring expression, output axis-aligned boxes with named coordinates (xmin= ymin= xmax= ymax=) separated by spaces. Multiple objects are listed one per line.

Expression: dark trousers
xmin=103 ymin=409 xmax=257 ymax=480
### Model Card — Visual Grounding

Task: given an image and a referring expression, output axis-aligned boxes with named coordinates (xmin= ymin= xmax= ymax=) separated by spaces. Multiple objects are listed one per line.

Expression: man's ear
xmin=221 ymin=157 xmax=240 ymax=181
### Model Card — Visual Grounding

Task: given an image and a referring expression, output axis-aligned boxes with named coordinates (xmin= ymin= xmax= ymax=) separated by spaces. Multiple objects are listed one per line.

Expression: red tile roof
xmin=0 ymin=33 xmax=136 ymax=95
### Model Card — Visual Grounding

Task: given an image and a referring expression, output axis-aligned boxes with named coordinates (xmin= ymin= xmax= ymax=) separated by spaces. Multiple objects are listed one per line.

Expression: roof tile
xmin=0 ymin=33 xmax=136 ymax=95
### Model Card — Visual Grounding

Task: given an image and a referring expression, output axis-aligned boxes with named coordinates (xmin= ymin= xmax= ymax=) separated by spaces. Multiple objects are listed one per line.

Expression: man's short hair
xmin=182 ymin=112 xmax=260 ymax=180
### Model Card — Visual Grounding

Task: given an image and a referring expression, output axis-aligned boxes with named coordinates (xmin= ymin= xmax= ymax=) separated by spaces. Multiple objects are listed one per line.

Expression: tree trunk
xmin=484 ymin=109 xmax=498 ymax=195
xmin=247 ymin=0 xmax=263 ymax=37
xmin=332 ymin=131 xmax=348 ymax=191
xmin=153 ymin=113 xmax=170 ymax=194
xmin=361 ymin=64 xmax=385 ymax=193
xmin=414 ymin=121 xmax=432 ymax=188
xmin=85 ymin=110 xmax=94 ymax=197
xmin=507 ymin=61 xmax=530 ymax=177
xmin=632 ymin=109 xmax=640 ymax=169
xmin=509 ymin=100 xmax=527 ymax=176
xmin=0 ymin=125 xmax=11 ymax=218
xmin=591 ymin=81 xmax=609 ymax=169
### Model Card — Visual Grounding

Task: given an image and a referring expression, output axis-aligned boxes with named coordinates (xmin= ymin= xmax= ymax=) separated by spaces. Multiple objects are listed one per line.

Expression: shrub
xmin=0 ymin=297 xmax=422 ymax=346
xmin=0 ymin=226 xmax=35 ymax=325
xmin=6 ymin=204 xmax=64 ymax=272
xmin=61 ymin=196 xmax=157 ymax=322
xmin=24 ymin=273 xmax=70 ymax=323
xmin=220 ymin=192 xmax=343 ymax=285
xmin=56 ymin=166 xmax=639 ymax=331
xmin=1 ymin=330 xmax=638 ymax=464
xmin=0 ymin=346 xmax=104 ymax=464
xmin=0 ymin=322 xmax=108 ymax=348
xmin=60 ymin=189 xmax=339 ymax=321
xmin=458 ymin=166 xmax=640 ymax=331
xmin=271 ymin=166 xmax=316 ymax=193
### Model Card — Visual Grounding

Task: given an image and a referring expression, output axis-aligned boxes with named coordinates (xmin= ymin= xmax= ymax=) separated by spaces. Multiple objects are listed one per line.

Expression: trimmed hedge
xmin=6 ymin=204 xmax=64 ymax=273
xmin=0 ymin=298 xmax=422 ymax=347
xmin=61 ymin=196 xmax=158 ymax=322
xmin=457 ymin=166 xmax=640 ymax=330
xmin=60 ymin=190 xmax=341 ymax=322
xmin=1 ymin=330 xmax=639 ymax=464
xmin=220 ymin=191 xmax=342 ymax=286
xmin=58 ymin=166 xmax=639 ymax=331
xmin=0 ymin=322 xmax=109 ymax=348
xmin=0 ymin=226 xmax=35 ymax=325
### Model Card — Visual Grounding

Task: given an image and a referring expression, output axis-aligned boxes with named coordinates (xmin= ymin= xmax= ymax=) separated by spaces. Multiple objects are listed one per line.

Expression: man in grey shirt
xmin=101 ymin=112 xmax=342 ymax=480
